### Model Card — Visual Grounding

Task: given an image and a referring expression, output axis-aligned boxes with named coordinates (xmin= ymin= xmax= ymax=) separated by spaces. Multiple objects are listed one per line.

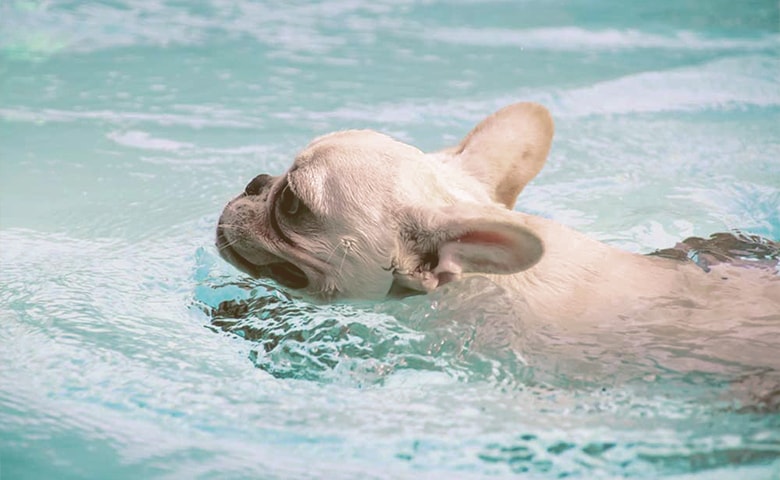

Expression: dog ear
xmin=436 ymin=102 xmax=554 ymax=209
xmin=392 ymin=205 xmax=543 ymax=292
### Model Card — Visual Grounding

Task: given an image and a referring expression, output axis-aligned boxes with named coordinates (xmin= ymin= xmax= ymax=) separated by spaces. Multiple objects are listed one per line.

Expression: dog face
xmin=216 ymin=103 xmax=555 ymax=301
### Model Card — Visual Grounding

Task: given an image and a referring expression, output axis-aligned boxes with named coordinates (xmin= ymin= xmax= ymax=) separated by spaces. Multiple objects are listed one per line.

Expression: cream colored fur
xmin=216 ymin=102 xmax=779 ymax=326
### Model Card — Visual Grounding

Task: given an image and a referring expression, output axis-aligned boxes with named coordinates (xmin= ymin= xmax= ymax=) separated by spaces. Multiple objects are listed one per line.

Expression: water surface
xmin=1 ymin=1 xmax=779 ymax=478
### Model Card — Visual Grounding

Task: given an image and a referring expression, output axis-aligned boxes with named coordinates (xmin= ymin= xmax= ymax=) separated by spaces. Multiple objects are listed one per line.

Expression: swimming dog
xmin=216 ymin=103 xmax=779 ymax=325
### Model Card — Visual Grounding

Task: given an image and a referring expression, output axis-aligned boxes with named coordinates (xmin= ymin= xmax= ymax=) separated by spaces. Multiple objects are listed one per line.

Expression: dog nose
xmin=244 ymin=174 xmax=272 ymax=196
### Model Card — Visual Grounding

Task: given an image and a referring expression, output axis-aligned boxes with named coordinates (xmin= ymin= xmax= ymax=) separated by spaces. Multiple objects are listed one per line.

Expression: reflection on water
xmin=193 ymin=231 xmax=780 ymax=476
xmin=205 ymin=277 xmax=529 ymax=385
xmin=201 ymin=232 xmax=780 ymax=402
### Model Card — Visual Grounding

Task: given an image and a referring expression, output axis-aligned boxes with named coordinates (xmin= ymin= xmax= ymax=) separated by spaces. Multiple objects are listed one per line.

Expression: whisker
xmin=216 ymin=223 xmax=244 ymax=231
xmin=335 ymin=238 xmax=359 ymax=278
xmin=338 ymin=248 xmax=348 ymax=277
xmin=217 ymin=238 xmax=240 ymax=251
xmin=325 ymin=242 xmax=343 ymax=264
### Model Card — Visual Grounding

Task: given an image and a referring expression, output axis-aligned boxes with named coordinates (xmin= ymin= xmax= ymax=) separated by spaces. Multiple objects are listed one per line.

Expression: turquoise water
xmin=1 ymin=1 xmax=780 ymax=478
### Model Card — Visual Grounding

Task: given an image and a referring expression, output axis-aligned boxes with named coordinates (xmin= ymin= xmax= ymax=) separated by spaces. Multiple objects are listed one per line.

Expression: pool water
xmin=1 ymin=1 xmax=779 ymax=478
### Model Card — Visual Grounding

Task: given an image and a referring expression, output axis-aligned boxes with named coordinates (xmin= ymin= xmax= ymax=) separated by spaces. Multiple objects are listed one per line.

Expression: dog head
xmin=216 ymin=102 xmax=554 ymax=301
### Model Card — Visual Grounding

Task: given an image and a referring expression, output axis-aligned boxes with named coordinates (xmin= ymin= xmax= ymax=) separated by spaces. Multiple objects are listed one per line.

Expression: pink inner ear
xmin=446 ymin=226 xmax=541 ymax=274
xmin=456 ymin=231 xmax=511 ymax=247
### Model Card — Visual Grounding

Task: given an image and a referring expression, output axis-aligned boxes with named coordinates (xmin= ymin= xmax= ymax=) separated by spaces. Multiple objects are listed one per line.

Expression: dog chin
xmin=215 ymin=228 xmax=310 ymax=290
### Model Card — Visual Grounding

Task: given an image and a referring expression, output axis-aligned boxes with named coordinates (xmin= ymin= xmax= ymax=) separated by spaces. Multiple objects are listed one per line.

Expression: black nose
xmin=244 ymin=174 xmax=272 ymax=196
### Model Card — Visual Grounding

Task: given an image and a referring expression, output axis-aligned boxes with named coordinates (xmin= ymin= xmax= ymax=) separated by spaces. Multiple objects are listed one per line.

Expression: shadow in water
xmin=650 ymin=230 xmax=779 ymax=272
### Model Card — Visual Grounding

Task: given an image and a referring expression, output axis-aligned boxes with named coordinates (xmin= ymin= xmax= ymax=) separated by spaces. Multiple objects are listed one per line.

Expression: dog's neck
xmin=482 ymin=212 xmax=695 ymax=322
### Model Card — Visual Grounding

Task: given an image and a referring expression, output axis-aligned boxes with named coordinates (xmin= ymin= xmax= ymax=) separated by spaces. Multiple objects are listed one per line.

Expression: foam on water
xmin=424 ymin=26 xmax=780 ymax=51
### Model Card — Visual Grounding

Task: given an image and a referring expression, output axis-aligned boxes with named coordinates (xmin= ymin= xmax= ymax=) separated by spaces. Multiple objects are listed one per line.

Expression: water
xmin=1 ymin=0 xmax=779 ymax=478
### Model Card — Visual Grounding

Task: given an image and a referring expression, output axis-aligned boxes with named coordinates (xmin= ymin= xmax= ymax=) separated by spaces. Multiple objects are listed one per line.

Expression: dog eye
xmin=278 ymin=185 xmax=301 ymax=216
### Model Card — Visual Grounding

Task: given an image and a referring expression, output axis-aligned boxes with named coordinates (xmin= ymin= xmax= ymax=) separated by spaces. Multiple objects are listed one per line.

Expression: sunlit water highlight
xmin=1 ymin=1 xmax=779 ymax=478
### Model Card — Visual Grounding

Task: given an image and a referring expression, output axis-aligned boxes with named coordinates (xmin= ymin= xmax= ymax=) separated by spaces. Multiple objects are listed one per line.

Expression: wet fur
xmin=216 ymin=102 xmax=780 ymax=325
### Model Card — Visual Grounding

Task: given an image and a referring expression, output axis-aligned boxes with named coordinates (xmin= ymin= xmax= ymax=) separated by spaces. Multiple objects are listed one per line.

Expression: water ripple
xmin=423 ymin=27 xmax=780 ymax=52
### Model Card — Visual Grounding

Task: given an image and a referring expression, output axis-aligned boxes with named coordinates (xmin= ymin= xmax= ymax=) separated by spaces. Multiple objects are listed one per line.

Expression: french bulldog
xmin=216 ymin=102 xmax=779 ymax=325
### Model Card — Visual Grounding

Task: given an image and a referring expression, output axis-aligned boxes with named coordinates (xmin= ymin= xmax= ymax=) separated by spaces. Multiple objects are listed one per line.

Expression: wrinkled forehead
xmin=294 ymin=130 xmax=422 ymax=169
xmin=287 ymin=130 xmax=424 ymax=217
